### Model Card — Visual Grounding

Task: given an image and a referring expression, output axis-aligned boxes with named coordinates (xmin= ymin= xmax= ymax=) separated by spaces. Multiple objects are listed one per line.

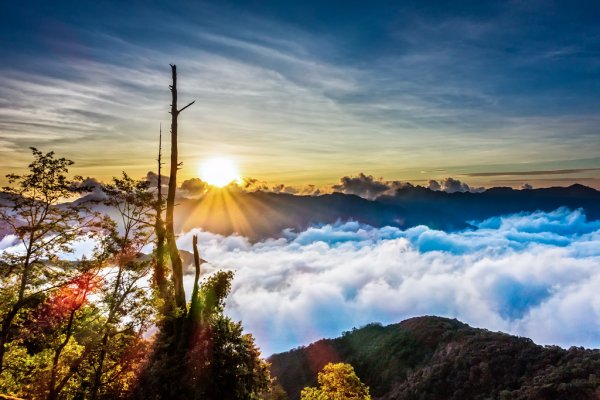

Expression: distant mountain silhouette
xmin=378 ymin=183 xmax=600 ymax=223
xmin=3 ymin=185 xmax=598 ymax=241
xmin=269 ymin=316 xmax=600 ymax=400
xmin=174 ymin=191 xmax=466 ymax=239
xmin=172 ymin=185 xmax=600 ymax=239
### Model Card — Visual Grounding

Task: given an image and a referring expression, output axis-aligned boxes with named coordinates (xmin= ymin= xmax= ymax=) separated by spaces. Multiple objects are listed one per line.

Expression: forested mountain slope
xmin=269 ymin=316 xmax=600 ymax=400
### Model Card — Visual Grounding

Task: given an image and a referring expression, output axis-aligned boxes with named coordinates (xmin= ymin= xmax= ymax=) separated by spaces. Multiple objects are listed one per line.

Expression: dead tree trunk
xmin=188 ymin=235 xmax=202 ymax=325
xmin=154 ymin=124 xmax=169 ymax=306
xmin=165 ymin=64 xmax=194 ymax=312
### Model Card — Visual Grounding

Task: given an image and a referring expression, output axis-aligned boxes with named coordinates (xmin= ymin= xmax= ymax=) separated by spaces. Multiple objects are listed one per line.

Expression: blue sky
xmin=1 ymin=0 xmax=599 ymax=188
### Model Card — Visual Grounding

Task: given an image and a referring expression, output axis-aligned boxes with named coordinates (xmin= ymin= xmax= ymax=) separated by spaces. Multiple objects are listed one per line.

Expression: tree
xmin=0 ymin=148 xmax=97 ymax=373
xmin=262 ymin=382 xmax=288 ymax=400
xmin=0 ymin=169 xmax=157 ymax=399
xmin=134 ymin=65 xmax=271 ymax=399
xmin=0 ymin=266 xmax=103 ymax=399
xmin=153 ymin=124 xmax=170 ymax=309
xmin=87 ymin=173 xmax=156 ymax=400
xmin=165 ymin=64 xmax=194 ymax=312
xmin=183 ymin=266 xmax=270 ymax=399
xmin=301 ymin=363 xmax=371 ymax=400
xmin=135 ymin=237 xmax=270 ymax=399
xmin=45 ymin=271 xmax=101 ymax=400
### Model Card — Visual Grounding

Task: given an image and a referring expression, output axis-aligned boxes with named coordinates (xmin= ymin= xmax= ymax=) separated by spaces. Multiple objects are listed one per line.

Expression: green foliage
xmin=136 ymin=270 xmax=271 ymax=400
xmin=271 ymin=317 xmax=600 ymax=400
xmin=0 ymin=147 xmax=101 ymax=387
xmin=197 ymin=270 xmax=234 ymax=320
xmin=0 ymin=148 xmax=96 ymax=263
xmin=261 ymin=382 xmax=288 ymax=400
xmin=186 ymin=315 xmax=271 ymax=399
xmin=270 ymin=321 xmax=433 ymax=398
xmin=300 ymin=363 xmax=371 ymax=400
xmin=4 ymin=147 xmax=77 ymax=200
xmin=0 ymin=151 xmax=156 ymax=399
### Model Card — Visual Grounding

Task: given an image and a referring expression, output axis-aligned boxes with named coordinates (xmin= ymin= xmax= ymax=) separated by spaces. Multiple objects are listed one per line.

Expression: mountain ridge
xmin=269 ymin=316 xmax=600 ymax=400
xmin=174 ymin=184 xmax=600 ymax=239
xmin=2 ymin=184 xmax=598 ymax=241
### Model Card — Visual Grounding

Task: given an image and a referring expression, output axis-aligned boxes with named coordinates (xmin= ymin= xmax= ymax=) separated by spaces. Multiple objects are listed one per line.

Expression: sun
xmin=199 ymin=157 xmax=241 ymax=187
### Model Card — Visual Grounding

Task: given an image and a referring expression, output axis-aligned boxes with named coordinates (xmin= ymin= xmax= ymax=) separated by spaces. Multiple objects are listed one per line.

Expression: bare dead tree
xmin=188 ymin=235 xmax=202 ymax=325
xmin=154 ymin=124 xmax=169 ymax=305
xmin=166 ymin=64 xmax=195 ymax=311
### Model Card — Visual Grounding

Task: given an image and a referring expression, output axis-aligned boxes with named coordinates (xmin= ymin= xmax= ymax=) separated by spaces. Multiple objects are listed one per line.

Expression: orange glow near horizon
xmin=187 ymin=186 xmax=254 ymax=237
xmin=181 ymin=184 xmax=299 ymax=239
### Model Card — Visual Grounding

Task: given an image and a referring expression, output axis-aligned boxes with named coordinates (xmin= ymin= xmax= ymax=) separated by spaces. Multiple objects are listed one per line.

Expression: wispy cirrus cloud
xmin=466 ymin=168 xmax=600 ymax=177
xmin=1 ymin=1 xmax=600 ymax=185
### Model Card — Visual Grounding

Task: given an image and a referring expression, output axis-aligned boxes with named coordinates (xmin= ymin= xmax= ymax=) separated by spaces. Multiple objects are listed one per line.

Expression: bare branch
xmin=177 ymin=100 xmax=195 ymax=114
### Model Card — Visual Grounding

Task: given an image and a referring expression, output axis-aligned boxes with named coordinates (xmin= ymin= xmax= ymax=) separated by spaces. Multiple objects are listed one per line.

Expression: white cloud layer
xmin=2 ymin=207 xmax=598 ymax=355
xmin=175 ymin=207 xmax=600 ymax=355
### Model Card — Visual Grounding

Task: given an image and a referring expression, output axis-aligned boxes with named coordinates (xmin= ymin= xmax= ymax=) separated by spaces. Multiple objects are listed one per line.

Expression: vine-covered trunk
xmin=166 ymin=64 xmax=186 ymax=312
xmin=133 ymin=64 xmax=197 ymax=400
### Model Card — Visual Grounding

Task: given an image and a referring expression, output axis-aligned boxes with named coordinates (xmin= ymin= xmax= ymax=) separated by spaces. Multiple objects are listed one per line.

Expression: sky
xmin=1 ymin=0 xmax=600 ymax=189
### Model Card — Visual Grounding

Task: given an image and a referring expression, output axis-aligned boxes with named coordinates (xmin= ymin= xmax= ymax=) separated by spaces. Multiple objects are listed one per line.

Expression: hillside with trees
xmin=270 ymin=316 xmax=600 ymax=400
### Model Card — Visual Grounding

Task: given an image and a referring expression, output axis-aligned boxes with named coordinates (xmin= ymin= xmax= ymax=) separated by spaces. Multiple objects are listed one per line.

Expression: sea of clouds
xmin=2 ymin=207 xmax=599 ymax=355
xmin=176 ymin=207 xmax=600 ymax=355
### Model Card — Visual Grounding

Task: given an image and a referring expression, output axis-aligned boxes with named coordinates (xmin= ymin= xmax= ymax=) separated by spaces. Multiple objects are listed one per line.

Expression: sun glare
xmin=199 ymin=157 xmax=241 ymax=187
